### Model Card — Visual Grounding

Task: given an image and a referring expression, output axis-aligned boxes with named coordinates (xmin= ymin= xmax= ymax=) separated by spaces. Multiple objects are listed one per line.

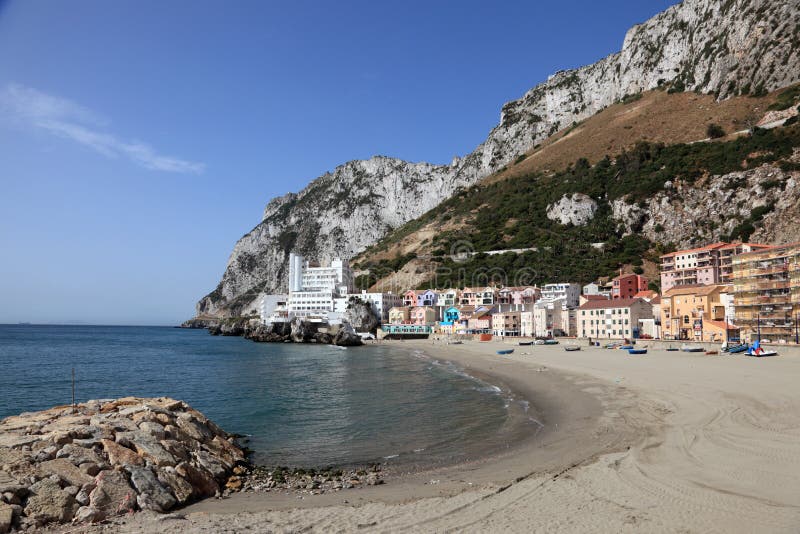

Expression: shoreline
xmin=179 ymin=339 xmax=641 ymax=513
xmin=49 ymin=339 xmax=800 ymax=532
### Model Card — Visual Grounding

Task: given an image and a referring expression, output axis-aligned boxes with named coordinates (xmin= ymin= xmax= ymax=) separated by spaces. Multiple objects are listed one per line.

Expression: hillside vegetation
xmin=354 ymin=87 xmax=800 ymax=291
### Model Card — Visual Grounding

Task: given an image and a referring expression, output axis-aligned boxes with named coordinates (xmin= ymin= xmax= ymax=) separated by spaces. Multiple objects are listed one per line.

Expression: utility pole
xmin=757 ymin=313 xmax=761 ymax=343
xmin=71 ymin=367 xmax=75 ymax=410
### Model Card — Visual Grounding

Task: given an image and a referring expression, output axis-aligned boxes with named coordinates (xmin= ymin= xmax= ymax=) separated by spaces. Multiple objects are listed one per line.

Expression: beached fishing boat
xmin=665 ymin=346 xmax=679 ymax=351
xmin=705 ymin=350 xmax=719 ymax=355
xmin=496 ymin=349 xmax=514 ymax=355
xmin=544 ymin=340 xmax=559 ymax=345
xmin=726 ymin=343 xmax=749 ymax=354
xmin=564 ymin=345 xmax=580 ymax=352
xmin=681 ymin=344 xmax=704 ymax=353
xmin=518 ymin=341 xmax=532 ymax=346
xmin=618 ymin=345 xmax=634 ymax=350
xmin=628 ymin=348 xmax=647 ymax=355
xmin=605 ymin=342 xmax=621 ymax=349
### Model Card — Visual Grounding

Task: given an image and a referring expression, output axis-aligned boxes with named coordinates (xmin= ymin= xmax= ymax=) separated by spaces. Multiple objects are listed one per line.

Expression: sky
xmin=0 ymin=0 xmax=679 ymax=325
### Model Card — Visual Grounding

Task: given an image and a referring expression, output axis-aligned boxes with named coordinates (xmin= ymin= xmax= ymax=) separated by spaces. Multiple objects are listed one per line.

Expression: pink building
xmin=498 ymin=286 xmax=540 ymax=306
xmin=612 ymin=274 xmax=648 ymax=300
xmin=467 ymin=306 xmax=493 ymax=333
xmin=660 ymin=242 xmax=772 ymax=292
xmin=459 ymin=287 xmax=497 ymax=307
xmin=410 ymin=306 xmax=436 ymax=325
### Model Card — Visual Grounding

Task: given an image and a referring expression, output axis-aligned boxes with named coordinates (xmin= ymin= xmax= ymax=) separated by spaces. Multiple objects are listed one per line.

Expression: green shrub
xmin=707 ymin=123 xmax=726 ymax=139
xmin=768 ymin=85 xmax=800 ymax=111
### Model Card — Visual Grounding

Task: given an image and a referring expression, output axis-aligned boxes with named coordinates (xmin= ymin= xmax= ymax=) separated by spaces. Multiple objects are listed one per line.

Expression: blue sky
xmin=0 ymin=0 xmax=678 ymax=325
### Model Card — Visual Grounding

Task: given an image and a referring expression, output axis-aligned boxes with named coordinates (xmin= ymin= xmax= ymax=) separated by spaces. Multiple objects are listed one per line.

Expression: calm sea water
xmin=0 ymin=325 xmax=529 ymax=469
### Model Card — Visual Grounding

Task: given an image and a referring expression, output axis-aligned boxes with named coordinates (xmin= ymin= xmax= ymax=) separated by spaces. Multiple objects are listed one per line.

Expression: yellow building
xmin=732 ymin=242 xmax=800 ymax=343
xmin=660 ymin=284 xmax=730 ymax=341
xmin=388 ymin=306 xmax=410 ymax=325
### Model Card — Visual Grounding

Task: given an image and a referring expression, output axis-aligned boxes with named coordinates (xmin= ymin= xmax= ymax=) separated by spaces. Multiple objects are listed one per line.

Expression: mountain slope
xmin=354 ymin=109 xmax=800 ymax=292
xmin=196 ymin=0 xmax=800 ymax=319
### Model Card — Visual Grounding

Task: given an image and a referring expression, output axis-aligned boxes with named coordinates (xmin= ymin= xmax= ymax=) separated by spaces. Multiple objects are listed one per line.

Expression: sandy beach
xmin=63 ymin=339 xmax=800 ymax=533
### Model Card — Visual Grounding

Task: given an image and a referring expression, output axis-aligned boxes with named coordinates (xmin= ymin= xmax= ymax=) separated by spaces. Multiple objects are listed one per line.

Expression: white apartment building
xmin=541 ymin=283 xmax=581 ymax=309
xmin=258 ymin=294 xmax=289 ymax=324
xmin=577 ymin=298 xmax=654 ymax=339
xmin=287 ymin=253 xmax=354 ymax=318
xmin=533 ymin=297 xmax=573 ymax=337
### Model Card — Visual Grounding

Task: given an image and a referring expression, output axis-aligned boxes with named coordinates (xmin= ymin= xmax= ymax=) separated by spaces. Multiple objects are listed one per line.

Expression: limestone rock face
xmin=546 ymin=193 xmax=598 ymax=226
xmin=196 ymin=0 xmax=800 ymax=319
xmin=614 ymin=161 xmax=800 ymax=248
xmin=289 ymin=317 xmax=319 ymax=343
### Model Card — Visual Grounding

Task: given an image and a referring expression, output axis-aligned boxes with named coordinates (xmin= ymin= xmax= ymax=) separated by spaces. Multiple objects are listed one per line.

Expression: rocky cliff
xmin=198 ymin=0 xmax=800 ymax=318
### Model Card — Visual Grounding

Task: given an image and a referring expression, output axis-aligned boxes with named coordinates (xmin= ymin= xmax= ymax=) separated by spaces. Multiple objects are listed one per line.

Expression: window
xmin=683 ymin=315 xmax=690 ymax=324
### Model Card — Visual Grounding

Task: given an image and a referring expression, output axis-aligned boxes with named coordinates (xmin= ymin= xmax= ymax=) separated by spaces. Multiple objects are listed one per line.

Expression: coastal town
xmin=258 ymin=242 xmax=800 ymax=346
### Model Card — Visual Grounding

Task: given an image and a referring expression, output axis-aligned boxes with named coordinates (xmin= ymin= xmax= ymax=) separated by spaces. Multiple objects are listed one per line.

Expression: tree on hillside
xmin=707 ymin=123 xmax=726 ymax=139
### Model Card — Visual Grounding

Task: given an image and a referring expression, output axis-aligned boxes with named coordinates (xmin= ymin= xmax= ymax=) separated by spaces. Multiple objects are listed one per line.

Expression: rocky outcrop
xmin=547 ymin=193 xmax=598 ymax=226
xmin=613 ymin=160 xmax=800 ymax=247
xmin=0 ymin=398 xmax=245 ymax=529
xmin=342 ymin=298 xmax=381 ymax=333
xmin=197 ymin=0 xmax=800 ymax=318
xmin=333 ymin=323 xmax=363 ymax=347
xmin=179 ymin=318 xmax=218 ymax=329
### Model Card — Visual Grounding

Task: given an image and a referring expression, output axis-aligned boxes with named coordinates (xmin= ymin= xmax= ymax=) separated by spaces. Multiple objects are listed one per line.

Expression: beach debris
xmin=0 ymin=397 xmax=246 ymax=529
xmin=239 ymin=464 xmax=384 ymax=495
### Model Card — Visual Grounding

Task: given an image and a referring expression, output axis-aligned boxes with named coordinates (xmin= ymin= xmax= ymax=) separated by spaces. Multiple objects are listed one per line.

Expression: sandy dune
xmin=61 ymin=340 xmax=800 ymax=533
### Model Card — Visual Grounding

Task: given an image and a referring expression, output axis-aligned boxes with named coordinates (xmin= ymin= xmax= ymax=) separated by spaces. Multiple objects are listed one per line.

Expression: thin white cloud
xmin=0 ymin=83 xmax=205 ymax=174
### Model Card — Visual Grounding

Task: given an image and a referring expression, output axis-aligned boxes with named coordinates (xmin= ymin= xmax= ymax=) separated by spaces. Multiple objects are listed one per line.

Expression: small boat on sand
xmin=681 ymin=344 xmax=704 ymax=353
xmin=628 ymin=348 xmax=647 ymax=355
xmin=746 ymin=341 xmax=778 ymax=357
xmin=665 ymin=346 xmax=679 ymax=352
xmin=518 ymin=341 xmax=532 ymax=346
xmin=724 ymin=343 xmax=749 ymax=354
xmin=618 ymin=345 xmax=634 ymax=350
xmin=705 ymin=350 xmax=719 ymax=355
xmin=564 ymin=345 xmax=580 ymax=352
xmin=544 ymin=340 xmax=559 ymax=345
xmin=497 ymin=349 xmax=514 ymax=355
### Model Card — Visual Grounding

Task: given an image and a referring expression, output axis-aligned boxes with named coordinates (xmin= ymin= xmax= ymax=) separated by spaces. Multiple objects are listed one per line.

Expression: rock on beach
xmin=0 ymin=397 xmax=245 ymax=530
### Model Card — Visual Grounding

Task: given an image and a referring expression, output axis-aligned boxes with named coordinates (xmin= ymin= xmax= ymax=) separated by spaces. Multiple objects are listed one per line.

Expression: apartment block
xmin=660 ymin=242 xmax=772 ymax=292
xmin=732 ymin=243 xmax=800 ymax=343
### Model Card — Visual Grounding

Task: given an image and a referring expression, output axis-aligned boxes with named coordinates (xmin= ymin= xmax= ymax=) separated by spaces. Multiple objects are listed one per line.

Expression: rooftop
xmin=662 ymin=284 xmax=731 ymax=297
xmin=578 ymin=298 xmax=645 ymax=310
xmin=660 ymin=242 xmax=729 ymax=258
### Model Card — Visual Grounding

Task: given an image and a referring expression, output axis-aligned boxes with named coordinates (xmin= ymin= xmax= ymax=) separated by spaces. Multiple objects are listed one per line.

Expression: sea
xmin=0 ymin=325 xmax=534 ymax=470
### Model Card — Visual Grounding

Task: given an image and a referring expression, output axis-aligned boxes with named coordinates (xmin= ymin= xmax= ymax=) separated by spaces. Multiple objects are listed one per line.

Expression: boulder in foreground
xmin=0 ymin=397 xmax=245 ymax=530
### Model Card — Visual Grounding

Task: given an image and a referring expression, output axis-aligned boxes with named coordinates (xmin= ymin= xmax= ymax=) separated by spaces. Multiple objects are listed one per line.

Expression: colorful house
xmin=416 ymin=289 xmax=438 ymax=307
xmin=467 ymin=306 xmax=493 ymax=333
xmin=660 ymin=284 xmax=730 ymax=341
xmin=402 ymin=290 xmax=417 ymax=307
xmin=612 ymin=273 xmax=648 ymax=300
xmin=410 ymin=306 xmax=437 ymax=325
xmin=498 ymin=286 xmax=540 ymax=306
xmin=438 ymin=306 xmax=461 ymax=334
xmin=438 ymin=289 xmax=459 ymax=308
xmin=388 ymin=306 xmax=410 ymax=325
xmin=492 ymin=310 xmax=521 ymax=337
xmin=460 ymin=287 xmax=497 ymax=306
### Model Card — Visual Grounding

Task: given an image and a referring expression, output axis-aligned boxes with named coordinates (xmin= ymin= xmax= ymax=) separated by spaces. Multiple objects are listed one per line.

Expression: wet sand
xmin=63 ymin=339 xmax=800 ymax=533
